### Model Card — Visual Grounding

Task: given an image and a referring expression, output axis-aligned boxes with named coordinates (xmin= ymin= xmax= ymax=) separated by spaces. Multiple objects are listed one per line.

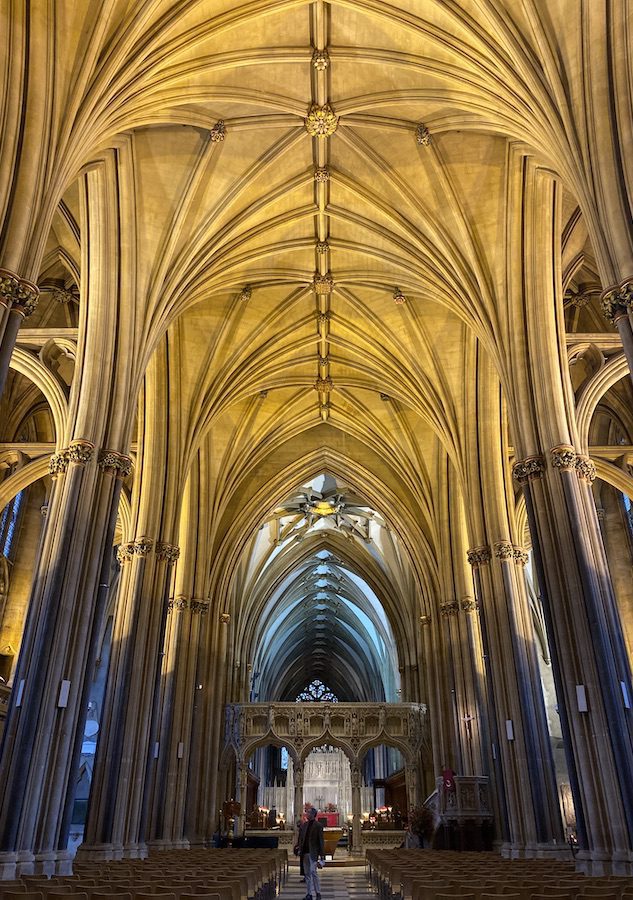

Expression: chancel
xmin=1 ymin=0 xmax=633 ymax=883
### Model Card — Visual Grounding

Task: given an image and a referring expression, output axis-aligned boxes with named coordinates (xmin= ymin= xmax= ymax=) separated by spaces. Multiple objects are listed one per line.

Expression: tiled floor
xmin=282 ymin=865 xmax=372 ymax=900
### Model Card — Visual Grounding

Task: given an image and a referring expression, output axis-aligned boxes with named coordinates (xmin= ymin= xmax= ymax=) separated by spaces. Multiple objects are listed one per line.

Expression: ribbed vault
xmin=233 ymin=476 xmax=406 ymax=704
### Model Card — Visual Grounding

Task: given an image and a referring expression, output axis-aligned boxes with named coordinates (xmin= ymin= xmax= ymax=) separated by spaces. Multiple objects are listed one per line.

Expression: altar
xmin=318 ymin=812 xmax=339 ymax=827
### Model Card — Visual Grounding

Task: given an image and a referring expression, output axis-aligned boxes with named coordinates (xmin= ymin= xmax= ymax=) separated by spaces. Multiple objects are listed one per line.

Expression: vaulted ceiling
xmin=2 ymin=0 xmax=632 ymax=697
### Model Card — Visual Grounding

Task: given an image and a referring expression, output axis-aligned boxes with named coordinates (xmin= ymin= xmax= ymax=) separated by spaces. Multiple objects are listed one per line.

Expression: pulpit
xmin=323 ymin=827 xmax=343 ymax=858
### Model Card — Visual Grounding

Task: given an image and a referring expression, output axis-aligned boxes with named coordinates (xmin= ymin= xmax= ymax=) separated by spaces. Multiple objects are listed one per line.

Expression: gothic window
xmin=0 ymin=491 xmax=24 ymax=561
xmin=622 ymin=494 xmax=633 ymax=538
xmin=296 ymin=679 xmax=338 ymax=702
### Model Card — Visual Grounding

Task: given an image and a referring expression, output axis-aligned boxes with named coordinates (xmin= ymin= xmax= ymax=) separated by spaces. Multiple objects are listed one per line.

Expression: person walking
xmin=297 ymin=806 xmax=325 ymax=900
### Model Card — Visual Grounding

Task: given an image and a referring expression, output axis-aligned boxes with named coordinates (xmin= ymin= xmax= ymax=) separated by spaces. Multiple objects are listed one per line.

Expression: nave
xmin=2 ymin=849 xmax=633 ymax=900
xmin=283 ymin=865 xmax=370 ymax=900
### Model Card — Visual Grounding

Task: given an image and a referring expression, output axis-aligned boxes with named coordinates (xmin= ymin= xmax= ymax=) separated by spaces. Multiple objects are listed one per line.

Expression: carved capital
xmin=305 ymin=104 xmax=338 ymax=137
xmin=210 ymin=120 xmax=226 ymax=142
xmin=460 ymin=597 xmax=479 ymax=613
xmin=416 ymin=123 xmax=431 ymax=146
xmin=512 ymin=456 xmax=546 ymax=484
xmin=600 ymin=278 xmax=633 ymax=324
xmin=133 ymin=536 xmax=154 ymax=556
xmin=467 ymin=546 xmax=491 ymax=567
xmin=312 ymin=49 xmax=330 ymax=70
xmin=98 ymin=449 xmax=133 ymax=478
xmin=168 ymin=597 xmax=189 ymax=612
xmin=49 ymin=449 xmax=70 ymax=477
xmin=51 ymin=288 xmax=75 ymax=304
xmin=313 ymin=272 xmax=334 ymax=294
xmin=575 ymin=454 xmax=596 ymax=483
xmin=220 ymin=612 xmax=231 ymax=624
xmin=191 ymin=600 xmax=209 ymax=615
xmin=116 ymin=542 xmax=135 ymax=564
xmin=440 ymin=600 xmax=460 ymax=618
xmin=419 ymin=614 xmax=431 ymax=626
xmin=67 ymin=440 xmax=95 ymax=465
xmin=569 ymin=290 xmax=593 ymax=309
xmin=0 ymin=270 xmax=19 ymax=308
xmin=551 ymin=444 xmax=577 ymax=470
xmin=513 ymin=546 xmax=529 ymax=565
xmin=156 ymin=542 xmax=180 ymax=564
xmin=314 ymin=167 xmax=330 ymax=183
xmin=0 ymin=270 xmax=40 ymax=316
xmin=494 ymin=541 xmax=514 ymax=561
xmin=13 ymin=280 xmax=39 ymax=317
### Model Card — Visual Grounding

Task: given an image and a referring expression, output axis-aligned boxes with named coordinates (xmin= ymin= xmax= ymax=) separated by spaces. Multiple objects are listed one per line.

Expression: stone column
xmin=439 ymin=598 xmax=482 ymax=776
xmin=236 ymin=763 xmax=248 ymax=836
xmin=459 ymin=597 xmax=487 ymax=778
xmin=468 ymin=542 xmax=564 ymax=859
xmin=514 ymin=452 xmax=633 ymax=873
xmin=419 ymin=614 xmax=443 ymax=779
xmin=351 ymin=764 xmax=361 ymax=854
xmin=467 ymin=547 xmax=511 ymax=847
xmin=293 ymin=765 xmax=304 ymax=825
xmin=77 ymin=540 xmax=180 ymax=861
xmin=0 ymin=446 xmax=131 ymax=878
xmin=504 ymin=155 xmax=633 ymax=872
xmin=0 ymin=270 xmax=39 ymax=398
xmin=149 ymin=597 xmax=209 ymax=850
xmin=405 ymin=763 xmax=419 ymax=814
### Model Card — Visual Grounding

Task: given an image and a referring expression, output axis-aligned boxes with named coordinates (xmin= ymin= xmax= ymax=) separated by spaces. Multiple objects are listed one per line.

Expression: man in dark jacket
xmin=297 ymin=806 xmax=325 ymax=900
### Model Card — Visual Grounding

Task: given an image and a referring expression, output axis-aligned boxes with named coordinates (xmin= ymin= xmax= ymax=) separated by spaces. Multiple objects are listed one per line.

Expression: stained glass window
xmin=0 ymin=491 xmax=24 ymax=560
xmin=296 ymin=679 xmax=338 ymax=702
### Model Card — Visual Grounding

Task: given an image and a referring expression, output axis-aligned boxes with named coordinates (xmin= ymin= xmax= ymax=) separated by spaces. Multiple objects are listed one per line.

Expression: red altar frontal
xmin=317 ymin=812 xmax=339 ymax=827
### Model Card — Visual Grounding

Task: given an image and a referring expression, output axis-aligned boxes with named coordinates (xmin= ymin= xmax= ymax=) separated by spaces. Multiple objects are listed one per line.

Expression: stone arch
xmin=357 ymin=734 xmax=415 ymax=767
xmin=299 ymin=734 xmax=356 ymax=767
xmin=242 ymin=733 xmax=300 ymax=768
